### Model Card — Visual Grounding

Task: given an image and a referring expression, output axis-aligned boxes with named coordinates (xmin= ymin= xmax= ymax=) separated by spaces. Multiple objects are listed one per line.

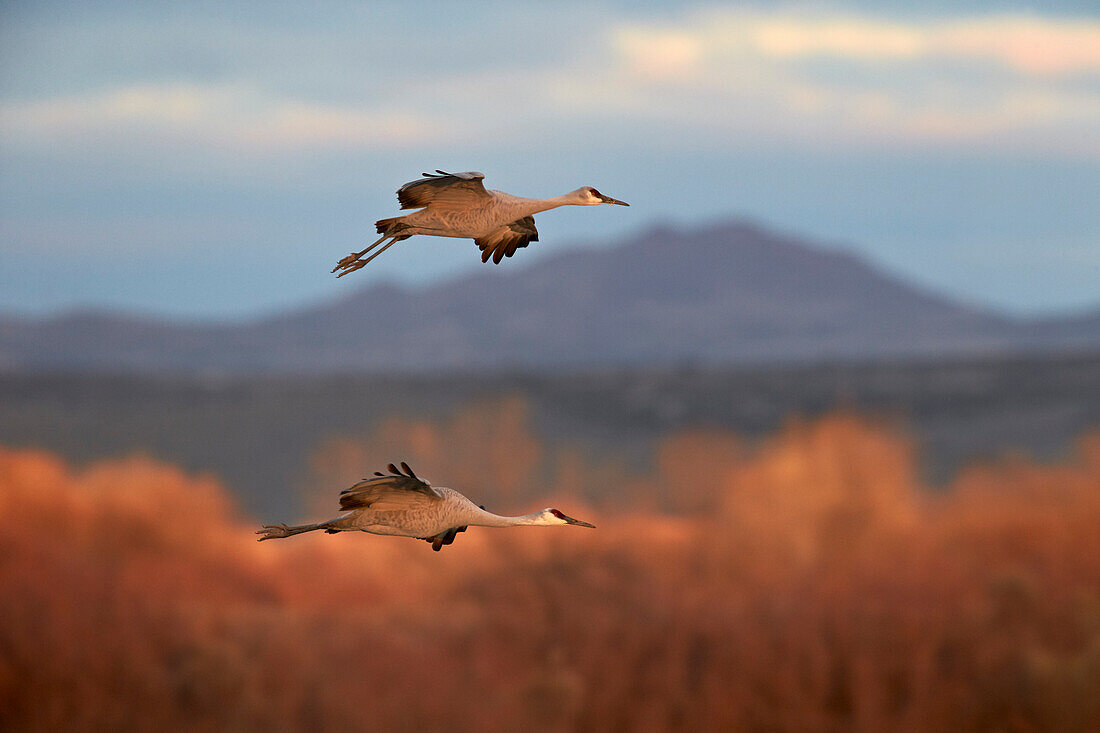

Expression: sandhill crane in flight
xmin=256 ymin=462 xmax=595 ymax=551
xmin=332 ymin=170 xmax=628 ymax=277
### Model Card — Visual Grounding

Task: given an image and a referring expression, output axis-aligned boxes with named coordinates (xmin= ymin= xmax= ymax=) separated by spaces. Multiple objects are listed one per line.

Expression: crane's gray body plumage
xmin=257 ymin=463 xmax=595 ymax=551
xmin=332 ymin=170 xmax=627 ymax=276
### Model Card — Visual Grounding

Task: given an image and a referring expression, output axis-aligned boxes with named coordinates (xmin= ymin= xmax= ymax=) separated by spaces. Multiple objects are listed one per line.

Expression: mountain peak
xmin=1 ymin=219 xmax=1095 ymax=373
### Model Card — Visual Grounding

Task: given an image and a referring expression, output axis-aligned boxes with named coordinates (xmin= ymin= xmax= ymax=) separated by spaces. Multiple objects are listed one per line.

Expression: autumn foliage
xmin=2 ymin=407 xmax=1100 ymax=731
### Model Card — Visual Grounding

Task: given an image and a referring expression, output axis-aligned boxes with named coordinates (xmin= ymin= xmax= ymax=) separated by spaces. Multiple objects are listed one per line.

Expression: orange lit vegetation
xmin=2 ymin=410 xmax=1100 ymax=731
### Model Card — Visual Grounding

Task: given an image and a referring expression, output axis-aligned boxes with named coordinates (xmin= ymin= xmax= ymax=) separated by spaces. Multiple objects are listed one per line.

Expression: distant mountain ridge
xmin=1 ymin=220 xmax=1096 ymax=373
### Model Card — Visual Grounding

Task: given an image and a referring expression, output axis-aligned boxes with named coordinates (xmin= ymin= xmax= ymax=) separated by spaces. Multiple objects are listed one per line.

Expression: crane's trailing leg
xmin=332 ymin=217 xmax=412 ymax=276
xmin=256 ymin=520 xmax=339 ymax=541
xmin=334 ymin=238 xmax=400 ymax=278
xmin=331 ymin=233 xmax=389 ymax=273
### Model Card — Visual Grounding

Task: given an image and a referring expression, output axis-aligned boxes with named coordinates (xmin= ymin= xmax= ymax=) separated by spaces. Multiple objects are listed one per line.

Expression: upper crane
xmin=332 ymin=170 xmax=628 ymax=277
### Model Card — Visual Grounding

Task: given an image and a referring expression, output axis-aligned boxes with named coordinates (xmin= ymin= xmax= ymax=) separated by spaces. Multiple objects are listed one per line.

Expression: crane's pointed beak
xmin=599 ymin=194 xmax=629 ymax=206
xmin=561 ymin=513 xmax=596 ymax=528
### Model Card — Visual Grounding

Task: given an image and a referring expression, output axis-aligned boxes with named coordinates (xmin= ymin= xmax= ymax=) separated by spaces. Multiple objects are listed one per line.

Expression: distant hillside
xmin=1 ymin=220 xmax=1096 ymax=372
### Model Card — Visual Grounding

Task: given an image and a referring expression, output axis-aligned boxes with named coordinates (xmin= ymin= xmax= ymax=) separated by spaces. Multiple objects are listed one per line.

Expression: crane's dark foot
xmin=256 ymin=523 xmax=293 ymax=541
xmin=334 ymin=259 xmax=368 ymax=278
xmin=332 ymin=252 xmax=363 ymax=273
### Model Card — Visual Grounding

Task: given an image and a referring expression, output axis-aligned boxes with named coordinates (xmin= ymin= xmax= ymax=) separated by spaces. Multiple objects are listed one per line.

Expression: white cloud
xmin=589 ymin=9 xmax=1100 ymax=155
xmin=2 ymin=8 xmax=1098 ymax=160
xmin=615 ymin=30 xmax=704 ymax=80
xmin=752 ymin=19 xmax=923 ymax=60
xmin=934 ymin=16 xmax=1100 ymax=76
xmin=620 ymin=10 xmax=1100 ymax=75
xmin=0 ymin=84 xmax=445 ymax=152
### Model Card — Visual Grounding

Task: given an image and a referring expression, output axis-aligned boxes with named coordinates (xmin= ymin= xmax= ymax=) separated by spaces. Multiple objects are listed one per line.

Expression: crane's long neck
xmin=471 ymin=508 xmax=553 ymax=528
xmin=519 ymin=194 xmax=578 ymax=216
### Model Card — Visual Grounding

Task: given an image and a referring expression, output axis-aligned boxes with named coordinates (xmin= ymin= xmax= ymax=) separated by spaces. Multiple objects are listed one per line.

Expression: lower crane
xmin=257 ymin=462 xmax=594 ymax=551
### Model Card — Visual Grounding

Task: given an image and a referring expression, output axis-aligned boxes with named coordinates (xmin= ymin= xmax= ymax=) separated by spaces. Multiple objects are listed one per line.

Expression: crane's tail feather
xmin=375 ymin=217 xmax=411 ymax=237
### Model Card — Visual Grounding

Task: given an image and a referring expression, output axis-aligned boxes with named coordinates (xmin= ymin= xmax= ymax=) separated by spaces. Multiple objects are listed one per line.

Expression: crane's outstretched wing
xmin=475 ymin=216 xmax=539 ymax=264
xmin=397 ymin=170 xmax=490 ymax=210
xmin=338 ymin=462 xmax=442 ymax=512
xmin=423 ymin=524 xmax=469 ymax=551
xmin=421 ymin=502 xmax=485 ymax=551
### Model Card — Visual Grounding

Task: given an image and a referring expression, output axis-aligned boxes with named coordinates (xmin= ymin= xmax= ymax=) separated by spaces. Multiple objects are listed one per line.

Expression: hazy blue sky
xmin=2 ymin=0 xmax=1098 ymax=319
